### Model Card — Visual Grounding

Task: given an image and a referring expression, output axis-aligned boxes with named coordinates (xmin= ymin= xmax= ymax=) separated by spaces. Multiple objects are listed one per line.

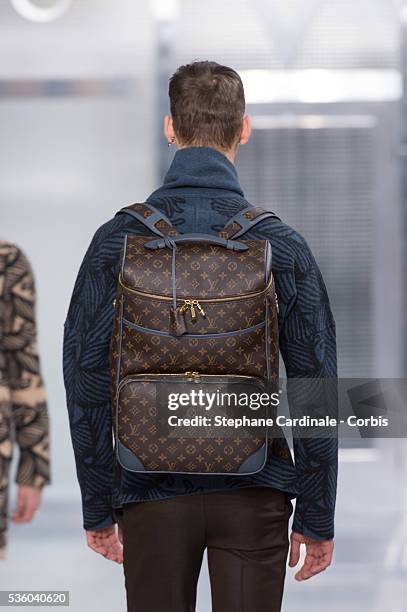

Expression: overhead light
xmin=150 ymin=0 xmax=179 ymax=21
xmin=10 ymin=0 xmax=72 ymax=23
xmin=240 ymin=69 xmax=402 ymax=104
xmin=250 ymin=114 xmax=377 ymax=130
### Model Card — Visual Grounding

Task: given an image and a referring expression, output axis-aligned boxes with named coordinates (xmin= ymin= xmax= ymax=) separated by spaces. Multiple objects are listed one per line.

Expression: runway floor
xmin=1 ymin=446 xmax=406 ymax=612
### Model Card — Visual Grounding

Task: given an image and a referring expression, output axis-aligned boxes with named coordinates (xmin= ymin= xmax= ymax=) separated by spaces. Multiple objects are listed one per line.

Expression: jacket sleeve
xmin=63 ymin=226 xmax=118 ymax=531
xmin=4 ymin=246 xmax=50 ymax=488
xmin=278 ymin=235 xmax=338 ymax=541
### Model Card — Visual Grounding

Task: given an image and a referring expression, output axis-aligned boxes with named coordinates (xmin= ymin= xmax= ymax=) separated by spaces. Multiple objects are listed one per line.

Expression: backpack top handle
xmin=144 ymin=234 xmax=249 ymax=251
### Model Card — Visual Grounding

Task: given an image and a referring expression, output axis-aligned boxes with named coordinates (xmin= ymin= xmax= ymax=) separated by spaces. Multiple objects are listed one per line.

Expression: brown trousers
xmin=118 ymin=487 xmax=292 ymax=612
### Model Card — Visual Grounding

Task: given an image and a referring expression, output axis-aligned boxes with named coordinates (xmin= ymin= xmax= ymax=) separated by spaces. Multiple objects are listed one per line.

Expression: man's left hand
xmin=289 ymin=531 xmax=334 ymax=581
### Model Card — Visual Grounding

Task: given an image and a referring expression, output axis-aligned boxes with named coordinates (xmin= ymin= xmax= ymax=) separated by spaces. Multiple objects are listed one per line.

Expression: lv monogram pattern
xmin=119 ymin=322 xmax=268 ymax=377
xmin=125 ymin=203 xmax=179 ymax=237
xmin=122 ymin=290 xmax=266 ymax=334
xmin=219 ymin=206 xmax=270 ymax=239
xmin=122 ymin=237 xmax=268 ymax=298
xmin=118 ymin=378 xmax=267 ymax=473
xmin=111 ymin=233 xmax=279 ymax=475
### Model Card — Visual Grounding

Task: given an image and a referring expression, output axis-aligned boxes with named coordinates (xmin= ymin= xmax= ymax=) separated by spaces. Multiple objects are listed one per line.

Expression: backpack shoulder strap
xmin=219 ymin=206 xmax=281 ymax=239
xmin=117 ymin=202 xmax=179 ymax=237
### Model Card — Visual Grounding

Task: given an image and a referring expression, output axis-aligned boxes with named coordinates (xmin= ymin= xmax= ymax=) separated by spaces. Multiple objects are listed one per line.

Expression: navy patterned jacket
xmin=63 ymin=146 xmax=338 ymax=540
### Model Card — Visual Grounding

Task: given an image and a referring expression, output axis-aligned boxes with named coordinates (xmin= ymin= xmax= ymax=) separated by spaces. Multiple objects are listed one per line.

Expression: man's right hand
xmin=86 ymin=526 xmax=123 ymax=564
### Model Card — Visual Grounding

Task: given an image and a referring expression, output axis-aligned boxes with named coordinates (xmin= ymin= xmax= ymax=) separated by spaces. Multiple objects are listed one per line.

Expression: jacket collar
xmin=149 ymin=146 xmax=245 ymax=198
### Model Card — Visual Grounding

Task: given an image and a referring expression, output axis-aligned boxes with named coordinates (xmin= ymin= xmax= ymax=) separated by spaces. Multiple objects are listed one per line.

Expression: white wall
xmin=0 ymin=1 xmax=157 ymax=499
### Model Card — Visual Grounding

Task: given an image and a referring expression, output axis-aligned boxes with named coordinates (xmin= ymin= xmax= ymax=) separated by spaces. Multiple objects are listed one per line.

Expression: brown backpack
xmin=110 ymin=202 xmax=280 ymax=475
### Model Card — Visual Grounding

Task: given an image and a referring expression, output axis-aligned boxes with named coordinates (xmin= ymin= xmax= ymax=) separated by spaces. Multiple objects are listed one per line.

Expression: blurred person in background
xmin=0 ymin=242 xmax=50 ymax=559
xmin=64 ymin=61 xmax=337 ymax=612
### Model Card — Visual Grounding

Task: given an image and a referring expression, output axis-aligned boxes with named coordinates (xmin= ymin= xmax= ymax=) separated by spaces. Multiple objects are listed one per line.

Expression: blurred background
xmin=0 ymin=0 xmax=406 ymax=610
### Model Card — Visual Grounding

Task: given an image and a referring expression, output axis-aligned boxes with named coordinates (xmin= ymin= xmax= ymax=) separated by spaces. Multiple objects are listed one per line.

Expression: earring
xmin=167 ymin=138 xmax=175 ymax=147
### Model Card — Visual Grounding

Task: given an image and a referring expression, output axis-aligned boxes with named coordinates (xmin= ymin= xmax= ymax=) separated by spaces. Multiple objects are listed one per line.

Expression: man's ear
xmin=164 ymin=116 xmax=176 ymax=144
xmin=239 ymin=115 xmax=252 ymax=145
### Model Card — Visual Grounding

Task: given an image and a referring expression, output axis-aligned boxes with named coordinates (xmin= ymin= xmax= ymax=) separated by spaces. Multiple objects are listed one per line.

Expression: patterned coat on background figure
xmin=0 ymin=242 xmax=50 ymax=558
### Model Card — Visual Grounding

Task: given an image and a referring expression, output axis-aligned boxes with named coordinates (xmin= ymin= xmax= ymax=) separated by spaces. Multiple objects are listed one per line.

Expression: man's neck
xmin=176 ymin=143 xmax=237 ymax=165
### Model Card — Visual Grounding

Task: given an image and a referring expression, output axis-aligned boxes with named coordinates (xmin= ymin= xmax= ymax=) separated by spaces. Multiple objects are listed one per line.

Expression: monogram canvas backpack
xmin=110 ymin=202 xmax=280 ymax=475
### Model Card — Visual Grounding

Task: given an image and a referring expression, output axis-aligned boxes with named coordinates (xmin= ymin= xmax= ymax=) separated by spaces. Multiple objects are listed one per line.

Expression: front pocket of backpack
xmin=120 ymin=319 xmax=268 ymax=378
xmin=120 ymin=287 xmax=267 ymax=335
xmin=116 ymin=373 xmax=270 ymax=475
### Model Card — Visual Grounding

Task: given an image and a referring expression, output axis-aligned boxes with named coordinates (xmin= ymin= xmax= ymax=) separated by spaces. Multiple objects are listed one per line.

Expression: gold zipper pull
xmin=190 ymin=302 xmax=196 ymax=322
xmin=185 ymin=371 xmax=201 ymax=381
xmin=194 ymin=300 xmax=206 ymax=318
xmin=178 ymin=299 xmax=191 ymax=315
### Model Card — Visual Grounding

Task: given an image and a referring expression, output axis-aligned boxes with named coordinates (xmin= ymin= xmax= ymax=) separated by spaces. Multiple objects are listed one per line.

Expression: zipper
xmin=184 ymin=371 xmax=201 ymax=380
xmin=119 ymin=274 xmax=273 ymax=304
xmin=118 ymin=371 xmax=265 ymax=392
xmin=178 ymin=299 xmax=205 ymax=321
xmin=183 ymin=371 xmax=259 ymax=383
xmin=122 ymin=317 xmax=265 ymax=338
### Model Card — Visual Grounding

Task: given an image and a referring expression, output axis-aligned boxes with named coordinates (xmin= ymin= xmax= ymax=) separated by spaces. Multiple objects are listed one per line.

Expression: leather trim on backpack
xmin=219 ymin=206 xmax=281 ymax=239
xmin=117 ymin=202 xmax=179 ymax=237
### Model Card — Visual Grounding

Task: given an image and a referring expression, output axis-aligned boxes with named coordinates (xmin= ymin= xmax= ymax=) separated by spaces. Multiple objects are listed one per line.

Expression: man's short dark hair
xmin=168 ymin=61 xmax=245 ymax=150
